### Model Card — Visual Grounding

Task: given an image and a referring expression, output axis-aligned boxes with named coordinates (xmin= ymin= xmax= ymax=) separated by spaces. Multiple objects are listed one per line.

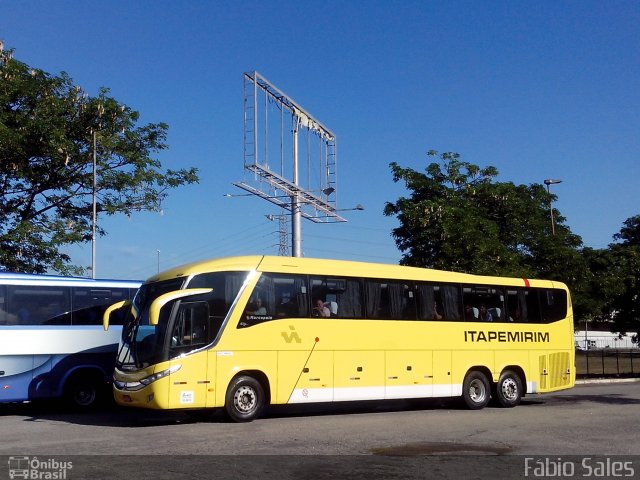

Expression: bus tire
xmin=225 ymin=375 xmax=265 ymax=423
xmin=462 ymin=371 xmax=491 ymax=410
xmin=495 ymin=370 xmax=523 ymax=408
xmin=65 ymin=372 xmax=105 ymax=410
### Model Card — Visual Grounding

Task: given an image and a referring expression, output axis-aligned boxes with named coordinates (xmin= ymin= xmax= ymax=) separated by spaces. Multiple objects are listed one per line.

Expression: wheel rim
xmin=233 ymin=385 xmax=257 ymax=414
xmin=500 ymin=377 xmax=519 ymax=401
xmin=74 ymin=385 xmax=96 ymax=407
xmin=468 ymin=378 xmax=487 ymax=404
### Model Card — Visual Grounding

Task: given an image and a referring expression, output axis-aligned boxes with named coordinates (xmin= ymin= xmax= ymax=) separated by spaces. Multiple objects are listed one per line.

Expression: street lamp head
xmin=544 ymin=179 xmax=563 ymax=185
xmin=336 ymin=204 xmax=365 ymax=212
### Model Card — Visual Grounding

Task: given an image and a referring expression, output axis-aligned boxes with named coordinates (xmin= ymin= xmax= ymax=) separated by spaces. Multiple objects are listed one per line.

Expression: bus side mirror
xmin=103 ymin=300 xmax=131 ymax=331
xmin=148 ymin=288 xmax=213 ymax=326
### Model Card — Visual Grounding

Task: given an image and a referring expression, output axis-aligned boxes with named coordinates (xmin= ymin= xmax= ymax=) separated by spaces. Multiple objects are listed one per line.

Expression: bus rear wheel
xmin=225 ymin=375 xmax=265 ymax=423
xmin=494 ymin=370 xmax=523 ymax=408
xmin=462 ymin=371 xmax=491 ymax=410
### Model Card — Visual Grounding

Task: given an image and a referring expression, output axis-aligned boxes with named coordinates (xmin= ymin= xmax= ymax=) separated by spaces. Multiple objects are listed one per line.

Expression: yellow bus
xmin=103 ymin=255 xmax=574 ymax=422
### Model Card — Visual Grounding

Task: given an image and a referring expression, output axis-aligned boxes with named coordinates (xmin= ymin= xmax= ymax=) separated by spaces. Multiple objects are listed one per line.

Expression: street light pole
xmin=544 ymin=178 xmax=562 ymax=236
xmin=291 ymin=118 xmax=302 ymax=258
xmin=91 ymin=129 xmax=97 ymax=278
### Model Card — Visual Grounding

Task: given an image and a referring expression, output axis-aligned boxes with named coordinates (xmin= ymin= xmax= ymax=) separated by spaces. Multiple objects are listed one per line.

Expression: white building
xmin=574 ymin=330 xmax=637 ymax=350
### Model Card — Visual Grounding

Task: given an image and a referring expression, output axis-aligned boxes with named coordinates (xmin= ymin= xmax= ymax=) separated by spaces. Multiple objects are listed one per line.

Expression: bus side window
xmin=170 ymin=301 xmax=209 ymax=352
xmin=462 ymin=286 xmax=504 ymax=322
xmin=71 ymin=287 xmax=130 ymax=325
xmin=506 ymin=290 xmax=520 ymax=322
xmin=365 ymin=279 xmax=415 ymax=320
xmin=416 ymin=283 xmax=462 ymax=321
xmin=540 ymin=288 xmax=567 ymax=323
xmin=7 ymin=285 xmax=70 ymax=325
xmin=273 ymin=274 xmax=308 ymax=319
xmin=242 ymin=273 xmax=310 ymax=324
xmin=0 ymin=285 xmax=6 ymax=325
xmin=442 ymin=284 xmax=462 ymax=320
xmin=311 ymin=276 xmax=363 ymax=319
xmin=506 ymin=288 xmax=542 ymax=323
xmin=416 ymin=283 xmax=437 ymax=320
xmin=187 ymin=271 xmax=248 ymax=330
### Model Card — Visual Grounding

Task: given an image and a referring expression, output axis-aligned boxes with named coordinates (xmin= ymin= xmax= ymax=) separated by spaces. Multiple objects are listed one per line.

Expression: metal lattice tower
xmin=277 ymin=214 xmax=289 ymax=256
xmin=236 ymin=71 xmax=345 ymax=257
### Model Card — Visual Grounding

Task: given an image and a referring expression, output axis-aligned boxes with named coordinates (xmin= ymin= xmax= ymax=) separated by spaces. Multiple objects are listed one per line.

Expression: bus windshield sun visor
xmin=148 ymin=288 xmax=213 ymax=325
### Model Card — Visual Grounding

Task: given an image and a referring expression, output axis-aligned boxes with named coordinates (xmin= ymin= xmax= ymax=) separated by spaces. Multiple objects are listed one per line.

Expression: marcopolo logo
xmin=8 ymin=456 xmax=73 ymax=479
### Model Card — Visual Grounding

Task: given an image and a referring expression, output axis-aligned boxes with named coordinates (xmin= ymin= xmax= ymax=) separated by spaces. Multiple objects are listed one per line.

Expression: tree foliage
xmin=384 ymin=151 xmax=640 ymax=338
xmin=0 ymin=48 xmax=199 ymax=274
xmin=579 ymin=217 xmax=640 ymax=341
xmin=384 ymin=151 xmax=586 ymax=289
xmin=604 ymin=216 xmax=640 ymax=340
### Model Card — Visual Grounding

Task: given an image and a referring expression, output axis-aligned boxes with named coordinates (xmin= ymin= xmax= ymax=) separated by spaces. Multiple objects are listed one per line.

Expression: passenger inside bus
xmin=465 ymin=304 xmax=479 ymax=321
xmin=276 ymin=295 xmax=304 ymax=318
xmin=478 ymin=305 xmax=502 ymax=322
xmin=313 ymin=299 xmax=331 ymax=317
xmin=246 ymin=298 xmax=267 ymax=315
xmin=433 ymin=302 xmax=443 ymax=320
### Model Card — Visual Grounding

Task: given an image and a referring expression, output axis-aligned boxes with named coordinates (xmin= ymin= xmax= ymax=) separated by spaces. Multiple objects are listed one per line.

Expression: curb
xmin=576 ymin=377 xmax=640 ymax=385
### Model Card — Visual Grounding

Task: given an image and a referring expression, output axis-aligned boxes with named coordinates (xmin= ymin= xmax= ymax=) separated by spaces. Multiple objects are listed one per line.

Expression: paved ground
xmin=1 ymin=380 xmax=639 ymax=479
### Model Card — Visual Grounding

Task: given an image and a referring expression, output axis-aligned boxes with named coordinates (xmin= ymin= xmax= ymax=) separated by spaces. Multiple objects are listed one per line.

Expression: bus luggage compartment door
xmin=334 ymin=351 xmax=385 ymax=402
xmin=385 ymin=350 xmax=433 ymax=399
xmin=278 ymin=350 xmax=333 ymax=404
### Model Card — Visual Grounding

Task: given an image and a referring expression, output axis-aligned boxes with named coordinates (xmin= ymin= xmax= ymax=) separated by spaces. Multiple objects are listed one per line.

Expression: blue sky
xmin=2 ymin=1 xmax=639 ymax=280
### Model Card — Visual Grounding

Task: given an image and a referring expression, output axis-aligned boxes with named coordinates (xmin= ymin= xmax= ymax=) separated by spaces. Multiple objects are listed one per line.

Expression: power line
xmin=304 ymin=233 xmax=395 ymax=248
xmin=118 ymin=222 xmax=275 ymax=279
xmin=303 ymin=245 xmax=400 ymax=263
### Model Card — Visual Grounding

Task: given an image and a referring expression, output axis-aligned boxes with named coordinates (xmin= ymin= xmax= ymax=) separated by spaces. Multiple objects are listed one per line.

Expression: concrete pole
xmin=291 ymin=119 xmax=302 ymax=257
xmin=91 ymin=130 xmax=97 ymax=278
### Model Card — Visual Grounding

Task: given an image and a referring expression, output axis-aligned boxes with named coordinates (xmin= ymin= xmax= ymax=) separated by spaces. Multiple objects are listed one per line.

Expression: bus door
xmin=166 ymin=301 xmax=211 ymax=408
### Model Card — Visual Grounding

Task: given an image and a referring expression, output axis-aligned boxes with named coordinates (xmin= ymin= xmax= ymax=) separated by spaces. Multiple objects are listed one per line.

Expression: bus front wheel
xmin=64 ymin=372 xmax=105 ymax=410
xmin=494 ymin=370 xmax=523 ymax=408
xmin=225 ymin=375 xmax=265 ymax=423
xmin=462 ymin=371 xmax=491 ymax=410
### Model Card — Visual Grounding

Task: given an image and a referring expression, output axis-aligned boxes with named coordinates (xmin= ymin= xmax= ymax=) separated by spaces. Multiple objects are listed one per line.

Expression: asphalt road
xmin=1 ymin=380 xmax=639 ymax=479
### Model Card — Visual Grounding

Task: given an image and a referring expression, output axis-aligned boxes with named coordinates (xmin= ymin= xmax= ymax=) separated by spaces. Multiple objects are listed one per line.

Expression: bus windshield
xmin=117 ymin=277 xmax=186 ymax=370
xmin=116 ymin=272 xmax=248 ymax=370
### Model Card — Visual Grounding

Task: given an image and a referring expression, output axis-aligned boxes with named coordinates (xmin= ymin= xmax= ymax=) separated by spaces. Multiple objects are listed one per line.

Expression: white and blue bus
xmin=0 ymin=272 xmax=140 ymax=409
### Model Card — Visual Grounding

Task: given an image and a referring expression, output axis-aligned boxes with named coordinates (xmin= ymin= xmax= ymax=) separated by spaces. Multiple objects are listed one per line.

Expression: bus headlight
xmin=115 ymin=365 xmax=182 ymax=391
xmin=140 ymin=365 xmax=182 ymax=385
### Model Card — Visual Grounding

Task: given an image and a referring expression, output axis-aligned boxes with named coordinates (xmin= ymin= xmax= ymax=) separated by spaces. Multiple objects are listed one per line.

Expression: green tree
xmin=0 ymin=48 xmax=198 ymax=274
xmin=614 ymin=215 xmax=640 ymax=247
xmin=384 ymin=150 xmax=587 ymax=292
xmin=609 ymin=216 xmax=640 ymax=341
xmin=580 ymin=247 xmax=616 ymax=320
